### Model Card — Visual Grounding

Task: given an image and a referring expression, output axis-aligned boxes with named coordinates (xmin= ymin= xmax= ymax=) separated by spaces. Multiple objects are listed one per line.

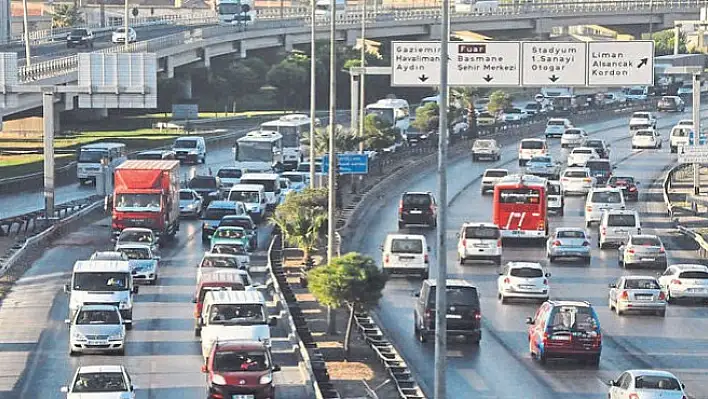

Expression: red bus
xmin=493 ymin=174 xmax=549 ymax=240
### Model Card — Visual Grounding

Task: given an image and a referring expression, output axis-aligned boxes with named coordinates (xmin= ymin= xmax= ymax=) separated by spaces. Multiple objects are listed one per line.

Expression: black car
xmin=414 ymin=279 xmax=481 ymax=344
xmin=584 ymin=139 xmax=610 ymax=159
xmin=66 ymin=28 xmax=94 ymax=49
xmin=398 ymin=191 xmax=436 ymax=229
xmin=607 ymin=176 xmax=639 ymax=201
xmin=585 ymin=159 xmax=614 ymax=186
xmin=188 ymin=175 xmax=222 ymax=206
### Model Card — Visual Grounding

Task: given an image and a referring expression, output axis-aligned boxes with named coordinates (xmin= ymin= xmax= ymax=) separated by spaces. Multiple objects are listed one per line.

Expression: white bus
xmin=260 ymin=114 xmax=312 ymax=171
xmin=233 ymin=130 xmax=284 ymax=174
xmin=215 ymin=0 xmax=255 ymax=25
xmin=76 ymin=142 xmax=127 ymax=185
xmin=365 ymin=98 xmax=410 ymax=151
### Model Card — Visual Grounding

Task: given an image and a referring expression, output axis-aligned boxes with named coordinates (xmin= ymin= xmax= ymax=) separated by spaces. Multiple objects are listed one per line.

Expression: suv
xmin=599 ymin=209 xmax=641 ymax=249
xmin=457 ymin=222 xmax=502 ymax=265
xmin=202 ymin=201 xmax=247 ymax=241
xmin=526 ymin=300 xmax=602 ymax=365
xmin=480 ymin=168 xmax=509 ymax=195
xmin=188 ymin=175 xmax=222 ymax=207
xmin=173 ymin=136 xmax=207 ymax=164
xmin=202 ymin=341 xmax=281 ymax=399
xmin=66 ymin=28 xmax=94 ymax=48
xmin=585 ymin=159 xmax=614 ymax=186
xmin=413 ymin=279 xmax=482 ymax=344
xmin=398 ymin=192 xmax=437 ymax=229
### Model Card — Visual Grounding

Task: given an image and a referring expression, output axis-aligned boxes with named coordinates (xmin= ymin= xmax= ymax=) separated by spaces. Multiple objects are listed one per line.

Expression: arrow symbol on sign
xmin=483 ymin=75 xmax=494 ymax=82
xmin=637 ymin=58 xmax=648 ymax=68
xmin=418 ymin=74 xmax=429 ymax=82
xmin=549 ymin=75 xmax=560 ymax=82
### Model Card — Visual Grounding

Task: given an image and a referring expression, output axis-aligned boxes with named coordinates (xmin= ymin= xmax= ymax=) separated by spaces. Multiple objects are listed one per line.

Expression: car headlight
xmin=211 ymin=374 xmax=227 ymax=385
xmin=119 ymin=301 xmax=131 ymax=310
xmin=108 ymin=334 xmax=123 ymax=341
xmin=72 ymin=331 xmax=87 ymax=341
xmin=189 ymin=150 xmax=199 ymax=154
xmin=185 ymin=203 xmax=196 ymax=209
xmin=259 ymin=373 xmax=273 ymax=385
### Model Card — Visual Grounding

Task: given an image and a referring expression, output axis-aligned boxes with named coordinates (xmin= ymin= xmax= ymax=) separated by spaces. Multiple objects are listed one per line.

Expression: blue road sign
xmin=322 ymin=153 xmax=369 ymax=175
xmin=689 ymin=130 xmax=707 ymax=146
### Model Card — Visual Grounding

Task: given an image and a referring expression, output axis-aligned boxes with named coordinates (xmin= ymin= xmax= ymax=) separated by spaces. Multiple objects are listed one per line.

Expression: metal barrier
xmin=0 ymin=195 xmax=102 ymax=237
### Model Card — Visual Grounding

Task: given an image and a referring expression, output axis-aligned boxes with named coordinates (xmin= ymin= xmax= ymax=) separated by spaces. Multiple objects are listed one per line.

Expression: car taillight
xmin=542 ymin=278 xmax=547 ymax=285
xmin=462 ymin=239 xmax=467 ymax=247
xmin=398 ymin=199 xmax=403 ymax=213
xmin=474 ymin=311 xmax=481 ymax=320
xmin=542 ymin=332 xmax=549 ymax=344
xmin=582 ymin=241 xmax=590 ymax=246
xmin=628 ymin=248 xmax=635 ymax=254
xmin=628 ymin=393 xmax=639 ymax=399
xmin=586 ymin=206 xmax=593 ymax=212
xmin=424 ymin=254 xmax=429 ymax=264
xmin=503 ymin=277 xmax=510 ymax=284
xmin=583 ymin=178 xmax=592 ymax=182
xmin=659 ymin=247 xmax=665 ymax=253
xmin=671 ymin=279 xmax=682 ymax=285
xmin=384 ymin=254 xmax=390 ymax=264
xmin=194 ymin=309 xmax=200 ymax=318
xmin=601 ymin=227 xmax=606 ymax=235
xmin=629 ymin=186 xmax=637 ymax=191
xmin=424 ymin=309 xmax=432 ymax=320
xmin=429 ymin=204 xmax=435 ymax=213
xmin=561 ymin=177 xmax=569 ymax=181
xmin=658 ymin=291 xmax=666 ymax=300
xmin=497 ymin=239 xmax=502 ymax=248
xmin=552 ymin=240 xmax=561 ymax=246
xmin=620 ymin=290 xmax=629 ymax=299
xmin=537 ymin=220 xmax=545 ymax=230
xmin=211 ymin=393 xmax=225 ymax=399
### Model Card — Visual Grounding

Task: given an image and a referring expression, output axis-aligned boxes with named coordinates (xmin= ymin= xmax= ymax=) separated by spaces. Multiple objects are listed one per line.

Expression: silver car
xmin=546 ymin=227 xmax=591 ymax=263
xmin=66 ymin=304 xmax=126 ymax=356
xmin=471 ymin=139 xmax=501 ymax=161
xmin=117 ymin=244 xmax=160 ymax=284
xmin=608 ymin=275 xmax=666 ymax=316
xmin=179 ymin=189 xmax=203 ymax=218
xmin=524 ymin=155 xmax=561 ymax=179
xmin=89 ymin=251 xmax=128 ymax=261
xmin=608 ymin=369 xmax=687 ymax=399
xmin=618 ymin=235 xmax=667 ymax=269
xmin=115 ymin=227 xmax=159 ymax=253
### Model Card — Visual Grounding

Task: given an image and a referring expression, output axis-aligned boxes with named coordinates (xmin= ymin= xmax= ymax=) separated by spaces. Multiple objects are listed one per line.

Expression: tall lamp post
xmin=22 ymin=0 xmax=31 ymax=66
xmin=124 ymin=0 xmax=129 ymax=49
xmin=358 ymin=0 xmax=366 ymax=154
xmin=326 ymin=0 xmax=337 ymax=334
xmin=309 ymin=0 xmax=317 ymax=187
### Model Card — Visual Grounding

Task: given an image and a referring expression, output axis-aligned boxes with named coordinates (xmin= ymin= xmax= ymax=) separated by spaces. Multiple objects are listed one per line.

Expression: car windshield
xmin=473 ymin=140 xmax=494 ymax=148
xmin=547 ymin=184 xmax=560 ymax=195
xmin=118 ymin=230 xmax=153 ymax=244
xmin=428 ymin=286 xmax=479 ymax=307
xmin=120 ymin=247 xmax=151 ymax=260
xmin=624 ymin=279 xmax=660 ymax=289
xmin=215 ymin=228 xmax=244 ymax=239
xmin=510 ymin=267 xmax=543 ymax=278
xmin=90 ymin=252 xmax=125 ymax=261
xmin=608 ymin=214 xmax=636 ymax=227
xmin=564 ymin=130 xmax=582 ymax=135
xmin=565 ymin=170 xmax=588 ymax=178
xmin=73 ymin=272 xmax=129 ymax=292
xmin=71 ymin=29 xmax=88 ymax=36
xmin=547 ymin=120 xmax=566 ymax=126
xmin=214 ymin=351 xmax=270 ymax=372
xmin=632 ymin=237 xmax=661 ymax=246
xmin=585 ymin=140 xmax=602 ymax=147
xmin=485 ymin=170 xmax=508 ymax=178
xmin=672 ymin=127 xmax=691 ymax=137
xmin=633 ymin=113 xmax=650 ymax=119
xmin=403 ymin=194 xmax=432 ymax=206
xmin=201 ymin=257 xmax=240 ymax=268
xmin=464 ymin=226 xmax=500 ymax=239
xmin=218 ymin=169 xmax=242 ymax=179
xmin=521 ymin=141 xmax=544 ymax=149
xmin=634 ymin=375 xmax=681 ymax=390
xmin=390 ymin=238 xmax=423 ymax=254
xmin=77 ymin=149 xmax=108 ymax=163
xmin=189 ymin=177 xmax=218 ymax=190
xmin=76 ymin=309 xmax=121 ymax=325
xmin=180 ymin=191 xmax=194 ymax=200
xmin=115 ymin=194 xmax=160 ymax=212
xmin=479 ymin=112 xmax=493 ymax=118
xmin=573 ymin=149 xmax=592 ymax=154
xmin=609 ymin=177 xmax=634 ymax=185
xmin=212 ymin=244 xmax=247 ymax=255
xmin=678 ymin=271 xmax=708 ymax=279
xmin=240 ymin=179 xmax=276 ymax=192
xmin=631 ymin=124 xmax=652 ymax=130
xmin=72 ymin=372 xmax=127 ymax=393
xmin=220 ymin=218 xmax=253 ymax=230
xmin=557 ymin=230 xmax=586 ymax=239
xmin=175 ymin=139 xmax=197 ymax=148
xmin=204 ymin=208 xmax=235 ymax=220
xmin=297 ymin=163 xmax=322 ymax=173
xmin=283 ymin=174 xmax=304 ymax=183
xmin=525 ymin=103 xmax=540 ymax=110
xmin=586 ymin=161 xmax=611 ymax=171
xmin=529 ymin=157 xmax=551 ymax=164
xmin=636 ymin=131 xmax=654 ymax=136
xmin=229 ymin=191 xmax=260 ymax=203
xmin=549 ymin=306 xmax=598 ymax=332
xmin=591 ymin=191 xmax=622 ymax=203
xmin=208 ymin=304 xmax=265 ymax=325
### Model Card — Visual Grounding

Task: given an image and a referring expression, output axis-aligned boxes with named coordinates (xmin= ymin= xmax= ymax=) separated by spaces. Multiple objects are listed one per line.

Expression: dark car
xmin=607 ymin=175 xmax=639 ymax=201
xmin=202 ymin=340 xmax=281 ymax=399
xmin=398 ymin=191 xmax=437 ymax=229
xmin=657 ymin=95 xmax=685 ymax=112
xmin=135 ymin=150 xmax=177 ymax=160
xmin=526 ymin=300 xmax=602 ymax=365
xmin=188 ymin=176 xmax=222 ymax=206
xmin=218 ymin=215 xmax=257 ymax=251
xmin=584 ymin=139 xmax=610 ymax=159
xmin=66 ymin=28 xmax=94 ymax=48
xmin=414 ymin=279 xmax=481 ymax=344
xmin=585 ymin=159 xmax=614 ymax=186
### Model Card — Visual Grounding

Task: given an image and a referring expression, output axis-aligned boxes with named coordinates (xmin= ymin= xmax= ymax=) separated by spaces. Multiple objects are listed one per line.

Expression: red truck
xmin=112 ymin=160 xmax=181 ymax=240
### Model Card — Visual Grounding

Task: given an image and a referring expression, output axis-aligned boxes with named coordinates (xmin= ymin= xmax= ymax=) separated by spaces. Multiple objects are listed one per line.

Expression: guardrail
xmin=0 ymin=195 xmax=101 ymax=238
xmin=15 ymin=0 xmax=704 ymax=82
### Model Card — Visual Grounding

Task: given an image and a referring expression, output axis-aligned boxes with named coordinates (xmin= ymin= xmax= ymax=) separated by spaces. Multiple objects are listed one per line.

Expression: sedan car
xmin=210 ymin=226 xmax=250 ymax=252
xmin=657 ymin=95 xmax=686 ymax=112
xmin=608 ymin=369 xmax=687 ymax=399
xmin=210 ymin=242 xmax=250 ymax=270
xmin=560 ymin=128 xmax=588 ymax=148
xmin=607 ymin=175 xmax=639 ymax=201
xmin=618 ymin=234 xmax=667 ymax=269
xmin=66 ymin=305 xmax=126 ymax=356
xmin=608 ymin=275 xmax=666 ymax=316
xmin=476 ymin=111 xmax=497 ymax=126
xmin=218 ymin=215 xmax=258 ymax=251
xmin=116 ymin=244 xmax=160 ymax=284
xmin=658 ymin=263 xmax=708 ymax=303
xmin=567 ymin=147 xmax=599 ymax=167
xmin=632 ymin=129 xmax=662 ymax=149
xmin=546 ymin=227 xmax=591 ymax=263
xmin=61 ymin=365 xmax=136 ymax=398
xmin=497 ymin=262 xmax=550 ymax=303
xmin=480 ymin=168 xmax=509 ymax=195
xmin=501 ymin=108 xmax=528 ymax=122
xmin=115 ymin=227 xmax=159 ymax=252
xmin=525 ymin=155 xmax=561 ymax=179
xmin=560 ymin=167 xmax=595 ymax=195
xmin=471 ymin=139 xmax=501 ymax=161
xmin=197 ymin=253 xmax=245 ymax=284
xmin=179 ymin=189 xmax=204 ymax=218
xmin=111 ymin=27 xmax=137 ymax=44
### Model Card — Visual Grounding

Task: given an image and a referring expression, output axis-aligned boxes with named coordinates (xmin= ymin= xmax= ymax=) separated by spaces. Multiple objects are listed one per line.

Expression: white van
xmin=457 ymin=222 xmax=502 ymax=265
xmin=64 ymin=260 xmax=138 ymax=330
xmin=227 ymin=184 xmax=267 ymax=223
xmin=199 ymin=290 xmax=276 ymax=360
xmin=173 ymin=136 xmax=207 ymax=164
xmin=518 ymin=138 xmax=548 ymax=166
xmin=584 ymin=188 xmax=625 ymax=227
xmin=599 ymin=209 xmax=641 ymax=249
xmin=76 ymin=142 xmax=127 ymax=185
xmin=239 ymin=173 xmax=281 ymax=210
xmin=669 ymin=125 xmax=692 ymax=153
xmin=381 ymin=234 xmax=430 ymax=279
xmin=547 ymin=180 xmax=564 ymax=215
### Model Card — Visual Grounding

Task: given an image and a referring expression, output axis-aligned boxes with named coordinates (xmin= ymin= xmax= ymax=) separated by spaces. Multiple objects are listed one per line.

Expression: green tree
xmin=51 ymin=4 xmax=84 ymax=27
xmin=651 ymin=29 xmax=687 ymax=56
xmin=266 ymin=57 xmax=309 ymax=108
xmin=301 ymin=125 xmax=361 ymax=156
xmin=412 ymin=102 xmax=439 ymax=133
xmin=362 ymin=113 xmax=398 ymax=151
xmin=156 ymin=78 xmax=184 ymax=111
xmin=487 ymin=90 xmax=512 ymax=114
xmin=210 ymin=60 xmax=263 ymax=109
xmin=272 ymin=187 xmax=328 ymax=263
xmin=307 ymin=252 xmax=387 ymax=357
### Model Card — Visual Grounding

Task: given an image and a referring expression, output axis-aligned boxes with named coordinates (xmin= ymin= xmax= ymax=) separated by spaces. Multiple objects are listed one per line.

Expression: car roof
xmin=215 ymin=340 xmax=269 ymax=352
xmin=230 ymin=184 xmax=265 ymax=191
xmin=76 ymin=365 xmax=124 ymax=374
xmin=78 ymin=304 xmax=120 ymax=312
xmin=671 ymin=263 xmax=708 ymax=271
xmin=554 ymin=227 xmax=586 ymax=233
xmin=120 ymin=227 xmax=153 ymax=234
xmin=208 ymin=201 xmax=239 ymax=209
xmin=202 ymin=253 xmax=240 ymax=260
xmin=73 ymin=260 xmax=130 ymax=273
xmin=604 ymin=209 xmax=638 ymax=215
xmin=215 ymin=226 xmax=245 ymax=231
xmin=484 ymin=168 xmax=508 ymax=173
xmin=626 ymin=369 xmax=679 ymax=379
xmin=115 ymin=244 xmax=151 ymax=250
xmin=424 ymin=279 xmax=475 ymax=288
xmin=564 ymin=167 xmax=589 ymax=171
xmin=461 ymin=222 xmax=498 ymax=228
xmin=506 ymin=262 xmax=543 ymax=269
xmin=590 ymin=187 xmax=621 ymax=193
xmin=571 ymin=147 xmax=595 ymax=152
xmin=403 ymin=191 xmax=433 ymax=196
xmin=548 ymin=300 xmax=592 ymax=308
xmin=521 ymin=138 xmax=545 ymax=142
xmin=204 ymin=289 xmax=265 ymax=305
xmin=387 ymin=234 xmax=426 ymax=240
xmin=622 ymin=275 xmax=658 ymax=280
xmin=222 ymin=215 xmax=252 ymax=221
xmin=241 ymin=173 xmax=279 ymax=179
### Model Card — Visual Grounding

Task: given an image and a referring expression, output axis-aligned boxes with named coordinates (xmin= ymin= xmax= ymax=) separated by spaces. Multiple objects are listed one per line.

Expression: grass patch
xmin=0 ymin=129 xmax=185 ymax=150
xmin=138 ymin=110 xmax=289 ymax=119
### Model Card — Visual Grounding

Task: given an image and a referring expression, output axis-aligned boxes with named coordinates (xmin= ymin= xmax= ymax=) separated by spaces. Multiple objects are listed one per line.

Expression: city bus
xmin=493 ymin=174 xmax=549 ymax=241
xmin=76 ymin=142 xmax=127 ymax=185
xmin=260 ymin=114 xmax=311 ymax=171
xmin=215 ymin=0 xmax=255 ymax=25
xmin=233 ymin=130 xmax=283 ymax=174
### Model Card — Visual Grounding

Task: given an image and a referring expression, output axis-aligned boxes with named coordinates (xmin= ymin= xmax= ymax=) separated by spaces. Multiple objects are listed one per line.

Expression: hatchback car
xmin=525 ymin=155 xmax=561 ymax=180
xmin=111 ymin=27 xmax=137 ymax=44
xmin=216 ymin=167 xmax=243 ymax=192
xmin=66 ymin=305 xmax=126 ymax=356
xmin=398 ymin=191 xmax=437 ymax=229
xmin=618 ymin=235 xmax=667 ymax=269
xmin=414 ymin=279 xmax=481 ymax=344
xmin=117 ymin=244 xmax=160 ymax=284
xmin=480 ymin=168 xmax=509 ymax=195
xmin=608 ymin=275 xmax=666 ymax=316
xmin=658 ymin=264 xmax=708 ymax=303
xmin=526 ymin=300 xmax=601 ymax=365
xmin=560 ymin=167 xmax=595 ymax=195
xmin=179 ymin=189 xmax=203 ymax=218
xmin=501 ymin=107 xmax=528 ymax=122
xmin=61 ymin=365 xmax=136 ymax=398
xmin=585 ymin=188 xmax=625 ymax=227
xmin=457 ymin=222 xmax=502 ymax=265
xmin=546 ymin=227 xmax=591 ymax=263
xmin=560 ymin=128 xmax=588 ymax=148
xmin=202 ymin=201 xmax=246 ymax=241
xmin=471 ymin=139 xmax=501 ymax=161
xmin=607 ymin=176 xmax=639 ymax=201
xmin=632 ymin=129 xmax=662 ymax=149
xmin=657 ymin=95 xmax=686 ymax=112
xmin=608 ymin=370 xmax=687 ymax=399
xmin=567 ymin=147 xmax=599 ymax=167
xmin=197 ymin=253 xmax=246 ymax=284
xmin=497 ymin=262 xmax=550 ymax=303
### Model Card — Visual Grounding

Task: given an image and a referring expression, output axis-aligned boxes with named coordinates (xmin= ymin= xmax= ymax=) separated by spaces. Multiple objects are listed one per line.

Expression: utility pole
xmin=693 ymin=73 xmax=701 ymax=196
xmin=358 ymin=0 xmax=366 ymax=154
xmin=434 ymin=0 xmax=449 ymax=397
xmin=309 ymin=0 xmax=316 ymax=187
xmin=326 ymin=0 xmax=337 ymax=334
xmin=674 ymin=24 xmax=681 ymax=55
xmin=22 ymin=0 xmax=31 ymax=66
xmin=124 ymin=0 xmax=129 ymax=48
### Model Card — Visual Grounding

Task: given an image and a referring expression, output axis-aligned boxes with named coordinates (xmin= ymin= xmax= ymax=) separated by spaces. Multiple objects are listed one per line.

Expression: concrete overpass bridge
xmin=3 ymin=0 xmax=705 ymax=123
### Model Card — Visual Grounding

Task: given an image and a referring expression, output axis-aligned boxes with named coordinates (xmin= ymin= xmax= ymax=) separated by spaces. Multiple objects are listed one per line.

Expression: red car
xmin=202 ymin=340 xmax=281 ymax=399
xmin=607 ymin=176 xmax=639 ymax=201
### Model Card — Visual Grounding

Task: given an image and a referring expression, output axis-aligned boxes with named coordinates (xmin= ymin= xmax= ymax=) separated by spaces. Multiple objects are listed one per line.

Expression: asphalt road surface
xmin=348 ymin=108 xmax=708 ymax=398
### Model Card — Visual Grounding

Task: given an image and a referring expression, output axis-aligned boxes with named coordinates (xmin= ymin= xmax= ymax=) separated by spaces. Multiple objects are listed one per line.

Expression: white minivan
xmin=381 ymin=234 xmax=430 ymax=279
xmin=228 ymin=184 xmax=267 ymax=223
xmin=76 ymin=142 xmax=127 ymax=185
xmin=239 ymin=173 xmax=281 ymax=211
xmin=518 ymin=138 xmax=548 ymax=166
xmin=173 ymin=136 xmax=207 ymax=164
xmin=599 ymin=209 xmax=641 ymax=249
xmin=585 ymin=188 xmax=625 ymax=227
xmin=457 ymin=222 xmax=502 ymax=265
xmin=669 ymin=125 xmax=692 ymax=153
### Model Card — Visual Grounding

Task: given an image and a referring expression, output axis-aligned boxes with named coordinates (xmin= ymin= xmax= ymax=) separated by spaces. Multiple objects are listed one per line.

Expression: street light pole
xmin=124 ymin=0 xmax=129 ymax=49
xmin=309 ymin=0 xmax=317 ymax=187
xmin=326 ymin=0 xmax=337 ymax=334
xmin=22 ymin=0 xmax=31 ymax=66
xmin=358 ymin=0 xmax=366 ymax=154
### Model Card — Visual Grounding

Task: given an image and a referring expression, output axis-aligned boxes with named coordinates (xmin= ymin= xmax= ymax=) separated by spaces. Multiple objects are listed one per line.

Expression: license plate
xmin=233 ymin=395 xmax=255 ymax=399
xmin=446 ymin=314 xmax=462 ymax=319
xmin=551 ymin=335 xmax=571 ymax=341
xmin=398 ymin=257 xmax=413 ymax=262
xmin=87 ymin=341 xmax=103 ymax=346
xmin=690 ymin=288 xmax=706 ymax=293
xmin=519 ymin=285 xmax=534 ymax=290
xmin=635 ymin=296 xmax=652 ymax=301
xmin=641 ymin=258 xmax=655 ymax=262
xmin=410 ymin=210 xmax=422 ymax=214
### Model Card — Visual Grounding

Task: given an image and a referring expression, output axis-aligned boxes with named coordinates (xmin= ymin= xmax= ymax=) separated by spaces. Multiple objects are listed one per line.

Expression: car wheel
xmin=472 ymin=155 xmax=477 ymax=162
xmin=608 ymin=297 xmax=614 ymax=310
xmin=493 ymin=256 xmax=502 ymax=266
xmin=195 ymin=328 xmax=201 ymax=338
xmin=418 ymin=326 xmax=427 ymax=343
xmin=201 ymin=234 xmax=209 ymax=243
xmin=548 ymin=255 xmax=555 ymax=263
xmin=420 ymin=270 xmax=429 ymax=280
xmin=69 ymin=349 xmax=78 ymax=357
xmin=116 ymin=348 xmax=125 ymax=356
xmin=125 ymin=323 xmax=133 ymax=331
xmin=671 ymin=147 xmax=677 ymax=153
xmin=539 ymin=351 xmax=547 ymax=365
xmin=500 ymin=295 xmax=508 ymax=304
xmin=585 ymin=221 xmax=592 ymax=228
xmin=657 ymin=309 xmax=666 ymax=317
xmin=558 ymin=207 xmax=564 ymax=216
xmin=583 ymin=257 xmax=591 ymax=265
xmin=518 ymin=160 xmax=524 ymax=167
xmin=397 ymin=221 xmax=405 ymax=230
xmin=588 ymin=355 xmax=600 ymax=367
xmin=615 ymin=305 xmax=623 ymax=316
xmin=666 ymin=291 xmax=674 ymax=304
xmin=459 ymin=254 xmax=465 ymax=265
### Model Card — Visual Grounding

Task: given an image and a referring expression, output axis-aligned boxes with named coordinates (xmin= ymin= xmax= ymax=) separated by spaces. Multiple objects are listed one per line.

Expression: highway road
xmin=348 ymin=109 xmax=708 ymax=398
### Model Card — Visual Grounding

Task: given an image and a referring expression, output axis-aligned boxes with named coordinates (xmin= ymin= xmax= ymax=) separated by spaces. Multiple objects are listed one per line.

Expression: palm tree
xmin=300 ymin=124 xmax=361 ymax=157
xmin=271 ymin=208 xmax=327 ymax=264
xmin=51 ymin=4 xmax=84 ymax=28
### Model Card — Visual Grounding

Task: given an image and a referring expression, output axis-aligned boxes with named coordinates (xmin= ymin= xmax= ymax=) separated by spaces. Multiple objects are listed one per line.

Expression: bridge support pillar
xmin=537 ymin=31 xmax=551 ymax=40
xmin=240 ymin=44 xmax=247 ymax=59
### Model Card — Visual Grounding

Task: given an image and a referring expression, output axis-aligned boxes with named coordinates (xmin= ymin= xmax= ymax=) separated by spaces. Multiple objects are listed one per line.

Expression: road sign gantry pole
xmin=693 ymin=73 xmax=702 ymax=197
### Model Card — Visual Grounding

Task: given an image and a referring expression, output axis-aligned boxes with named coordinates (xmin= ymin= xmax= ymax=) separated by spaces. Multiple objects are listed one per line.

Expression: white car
xmin=560 ymin=128 xmax=588 ymax=148
xmin=480 ymin=168 xmax=509 ymax=195
xmin=608 ymin=370 xmax=687 ymax=399
xmin=567 ymin=147 xmax=599 ymax=167
xmin=115 ymin=227 xmax=158 ymax=253
xmin=111 ymin=27 xmax=137 ymax=44
xmin=544 ymin=118 xmax=573 ymax=138
xmin=669 ymin=124 xmax=691 ymax=153
xmin=179 ymin=189 xmax=203 ymax=218
xmin=471 ymin=139 xmax=501 ymax=161
xmin=584 ymin=187 xmax=625 ymax=227
xmin=61 ymin=365 xmax=136 ymax=398
xmin=632 ymin=129 xmax=662 ymax=149
xmin=676 ymin=119 xmax=693 ymax=127
xmin=67 ymin=305 xmax=126 ymax=355
xmin=629 ymin=111 xmax=657 ymax=128
xmin=501 ymin=108 xmax=528 ymax=122
xmin=497 ymin=262 xmax=550 ymax=303
xmin=658 ymin=264 xmax=708 ymax=303
xmin=457 ymin=222 xmax=502 ymax=265
xmin=560 ymin=167 xmax=595 ymax=194
xmin=608 ymin=275 xmax=666 ymax=316
xmin=518 ymin=138 xmax=548 ymax=166
xmin=116 ymin=244 xmax=160 ymax=284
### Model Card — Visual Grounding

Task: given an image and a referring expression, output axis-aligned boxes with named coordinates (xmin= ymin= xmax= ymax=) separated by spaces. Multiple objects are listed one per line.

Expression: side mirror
xmin=262 ymin=198 xmax=266 ymax=204
xmin=608 ymin=283 xmax=616 ymax=288
xmin=273 ymin=364 xmax=282 ymax=372
xmin=607 ymin=379 xmax=616 ymax=387
xmin=192 ymin=298 xmax=198 ymax=304
xmin=456 ymin=232 xmax=460 ymax=238
xmin=427 ymin=246 xmax=432 ymax=251
xmin=413 ymin=292 xmax=420 ymax=297
xmin=681 ymin=383 xmax=686 ymax=389
xmin=131 ymin=385 xmax=137 ymax=391
xmin=635 ymin=182 xmax=640 ymax=185
xmin=498 ymin=271 xmax=504 ymax=276
xmin=132 ymin=286 xmax=139 ymax=294
xmin=545 ymin=272 xmax=551 ymax=278
xmin=64 ymin=283 xmax=71 ymax=293
xmin=525 ymin=317 xmax=534 ymax=325
xmin=154 ymin=256 xmax=161 ymax=261
xmin=60 ymin=386 xmax=69 ymax=393
xmin=379 ymin=245 xmax=384 ymax=251
xmin=612 ymin=166 xmax=617 ymax=169
xmin=269 ymin=317 xmax=278 ymax=327
xmin=201 ymin=364 xmax=208 ymax=373
xmin=64 ymin=319 xmax=71 ymax=325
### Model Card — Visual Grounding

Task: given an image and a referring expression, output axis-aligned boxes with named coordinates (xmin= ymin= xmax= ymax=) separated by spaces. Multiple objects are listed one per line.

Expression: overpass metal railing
xmin=15 ymin=0 xmax=706 ymax=82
